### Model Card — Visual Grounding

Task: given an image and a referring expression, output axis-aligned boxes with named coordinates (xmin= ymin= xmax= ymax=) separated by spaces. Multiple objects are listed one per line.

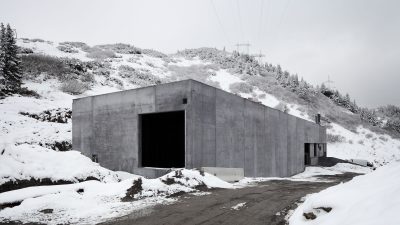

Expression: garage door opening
xmin=140 ymin=111 xmax=185 ymax=168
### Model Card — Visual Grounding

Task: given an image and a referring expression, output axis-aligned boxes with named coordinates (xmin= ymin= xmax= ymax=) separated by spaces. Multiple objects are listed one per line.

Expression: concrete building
xmin=72 ymin=79 xmax=327 ymax=178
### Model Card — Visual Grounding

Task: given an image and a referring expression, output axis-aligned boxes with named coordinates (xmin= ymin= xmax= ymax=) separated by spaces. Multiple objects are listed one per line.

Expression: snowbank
xmin=289 ymin=162 xmax=400 ymax=225
xmin=0 ymin=144 xmax=120 ymax=186
xmin=0 ymin=169 xmax=232 ymax=224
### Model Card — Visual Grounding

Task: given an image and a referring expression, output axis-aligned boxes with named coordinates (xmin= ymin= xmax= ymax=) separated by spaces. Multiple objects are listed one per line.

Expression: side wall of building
xmin=187 ymin=80 xmax=326 ymax=177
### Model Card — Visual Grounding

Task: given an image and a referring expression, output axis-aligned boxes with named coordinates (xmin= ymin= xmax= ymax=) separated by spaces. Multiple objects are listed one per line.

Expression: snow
xmin=0 ymin=144 xmax=120 ymax=186
xmin=291 ymin=163 xmax=372 ymax=181
xmin=288 ymin=104 xmax=313 ymax=122
xmin=17 ymin=39 xmax=91 ymax=62
xmin=327 ymin=123 xmax=400 ymax=166
xmin=288 ymin=162 xmax=400 ymax=225
xmin=169 ymin=57 xmax=211 ymax=67
xmin=207 ymin=70 xmax=281 ymax=108
xmin=0 ymin=169 xmax=233 ymax=225
xmin=0 ymin=179 xmax=166 ymax=225
xmin=235 ymin=163 xmax=371 ymax=186
xmin=254 ymin=88 xmax=280 ymax=108
xmin=0 ymin=88 xmax=72 ymax=153
xmin=160 ymin=169 xmax=234 ymax=189
xmin=231 ymin=202 xmax=246 ymax=210
xmin=208 ymin=69 xmax=243 ymax=91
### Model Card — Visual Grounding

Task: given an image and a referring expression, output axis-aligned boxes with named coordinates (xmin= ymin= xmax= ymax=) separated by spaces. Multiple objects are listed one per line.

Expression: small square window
xmin=182 ymin=98 xmax=188 ymax=104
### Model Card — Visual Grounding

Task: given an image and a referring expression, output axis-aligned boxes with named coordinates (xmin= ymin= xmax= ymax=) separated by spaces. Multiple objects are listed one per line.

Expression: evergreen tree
xmin=320 ymin=83 xmax=326 ymax=91
xmin=276 ymin=64 xmax=283 ymax=78
xmin=0 ymin=23 xmax=5 ymax=84
xmin=2 ymin=24 xmax=22 ymax=89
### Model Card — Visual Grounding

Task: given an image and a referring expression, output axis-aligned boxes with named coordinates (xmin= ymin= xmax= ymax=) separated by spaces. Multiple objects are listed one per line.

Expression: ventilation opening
xmin=140 ymin=111 xmax=185 ymax=168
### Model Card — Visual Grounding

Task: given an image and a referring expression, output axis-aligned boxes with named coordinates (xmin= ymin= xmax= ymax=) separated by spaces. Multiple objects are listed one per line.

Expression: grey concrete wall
xmin=73 ymin=80 xmax=192 ymax=175
xmin=73 ymin=79 xmax=326 ymax=178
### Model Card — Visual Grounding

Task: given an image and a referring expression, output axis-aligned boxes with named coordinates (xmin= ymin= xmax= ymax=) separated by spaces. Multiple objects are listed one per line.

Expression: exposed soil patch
xmin=44 ymin=140 xmax=72 ymax=152
xmin=19 ymin=108 xmax=72 ymax=124
xmin=161 ymin=177 xmax=176 ymax=185
xmin=317 ymin=157 xmax=350 ymax=167
xmin=303 ymin=212 xmax=317 ymax=220
xmin=0 ymin=176 xmax=99 ymax=194
xmin=167 ymin=191 xmax=186 ymax=198
xmin=316 ymin=206 xmax=332 ymax=213
xmin=121 ymin=178 xmax=143 ymax=202
xmin=0 ymin=201 xmax=22 ymax=211
xmin=0 ymin=221 xmax=46 ymax=225
xmin=39 ymin=208 xmax=53 ymax=214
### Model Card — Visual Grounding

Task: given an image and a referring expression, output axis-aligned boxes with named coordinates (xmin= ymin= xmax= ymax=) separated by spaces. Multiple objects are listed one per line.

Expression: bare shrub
xmin=379 ymin=136 xmax=388 ymax=142
xmin=57 ymin=45 xmax=78 ymax=53
xmin=168 ymin=64 xmax=220 ymax=85
xmin=80 ymin=72 xmax=95 ymax=83
xmin=21 ymin=54 xmax=71 ymax=79
xmin=60 ymin=79 xmax=88 ymax=95
xmin=127 ymin=56 xmax=143 ymax=63
xmin=327 ymin=134 xmax=346 ymax=143
xmin=59 ymin=42 xmax=90 ymax=50
xmin=275 ymin=103 xmax=289 ymax=113
xmin=17 ymin=46 xmax=34 ymax=54
xmin=94 ymin=68 xmax=111 ymax=77
xmin=107 ymin=77 xmax=124 ymax=88
xmin=118 ymin=65 xmax=136 ymax=78
xmin=96 ymin=43 xmax=141 ymax=54
xmin=30 ymin=38 xmax=45 ymax=43
xmin=86 ymin=48 xmax=117 ymax=59
xmin=358 ymin=140 xmax=364 ymax=145
xmin=117 ymin=65 xmax=161 ymax=86
xmin=365 ymin=133 xmax=373 ymax=139
xmin=348 ymin=140 xmax=353 ymax=144
xmin=258 ymin=93 xmax=266 ymax=99
xmin=229 ymin=82 xmax=253 ymax=94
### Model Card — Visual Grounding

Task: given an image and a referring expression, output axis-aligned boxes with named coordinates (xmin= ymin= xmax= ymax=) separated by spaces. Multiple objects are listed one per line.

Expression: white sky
xmin=1 ymin=0 xmax=399 ymax=107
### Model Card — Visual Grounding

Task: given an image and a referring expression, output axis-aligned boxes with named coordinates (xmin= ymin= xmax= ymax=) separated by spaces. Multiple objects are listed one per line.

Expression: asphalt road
xmin=100 ymin=173 xmax=359 ymax=225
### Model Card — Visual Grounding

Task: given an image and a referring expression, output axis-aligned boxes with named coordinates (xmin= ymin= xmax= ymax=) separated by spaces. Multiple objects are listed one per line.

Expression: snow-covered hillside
xmin=13 ymin=38 xmax=400 ymax=165
xmin=0 ymin=38 xmax=400 ymax=223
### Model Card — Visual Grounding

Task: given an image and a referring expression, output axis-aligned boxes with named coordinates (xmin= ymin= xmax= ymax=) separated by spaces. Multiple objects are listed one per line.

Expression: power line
xmin=263 ymin=0 xmax=291 ymax=54
xmin=257 ymin=0 xmax=265 ymax=46
xmin=210 ymin=0 xmax=230 ymax=46
xmin=235 ymin=0 xmax=245 ymax=42
xmin=274 ymin=0 xmax=292 ymax=41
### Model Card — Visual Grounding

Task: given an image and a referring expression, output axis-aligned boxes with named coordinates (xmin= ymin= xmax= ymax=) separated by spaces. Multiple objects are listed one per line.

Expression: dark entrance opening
xmin=140 ymin=111 xmax=185 ymax=168
xmin=304 ymin=143 xmax=311 ymax=165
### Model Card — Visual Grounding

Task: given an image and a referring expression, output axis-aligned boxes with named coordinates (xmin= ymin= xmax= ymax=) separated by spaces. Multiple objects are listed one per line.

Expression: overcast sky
xmin=1 ymin=0 xmax=399 ymax=107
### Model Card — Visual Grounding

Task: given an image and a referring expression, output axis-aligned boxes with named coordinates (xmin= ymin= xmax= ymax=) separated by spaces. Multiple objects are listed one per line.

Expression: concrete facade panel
xmin=263 ymin=108 xmax=278 ymax=177
xmin=243 ymin=101 xmax=265 ymax=177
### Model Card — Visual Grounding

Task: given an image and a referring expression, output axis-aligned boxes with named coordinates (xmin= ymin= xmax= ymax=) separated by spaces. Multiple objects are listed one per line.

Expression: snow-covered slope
xmin=289 ymin=162 xmax=400 ymax=225
xmin=14 ymin=38 xmax=399 ymax=165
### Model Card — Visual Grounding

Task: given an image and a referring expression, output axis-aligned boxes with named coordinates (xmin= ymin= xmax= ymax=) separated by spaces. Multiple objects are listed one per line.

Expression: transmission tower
xmin=235 ymin=43 xmax=251 ymax=55
xmin=252 ymin=50 xmax=265 ymax=63
xmin=324 ymin=75 xmax=334 ymax=89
